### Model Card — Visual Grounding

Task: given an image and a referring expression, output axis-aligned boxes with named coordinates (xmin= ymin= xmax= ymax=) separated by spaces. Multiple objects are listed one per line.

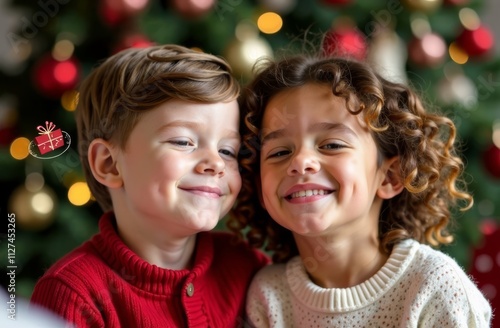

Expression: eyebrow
xmin=157 ymin=121 xmax=240 ymax=139
xmin=261 ymin=122 xmax=357 ymax=145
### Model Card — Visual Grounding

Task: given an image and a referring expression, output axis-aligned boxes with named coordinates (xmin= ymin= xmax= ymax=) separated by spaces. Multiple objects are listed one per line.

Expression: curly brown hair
xmin=230 ymin=55 xmax=473 ymax=263
xmin=76 ymin=44 xmax=240 ymax=212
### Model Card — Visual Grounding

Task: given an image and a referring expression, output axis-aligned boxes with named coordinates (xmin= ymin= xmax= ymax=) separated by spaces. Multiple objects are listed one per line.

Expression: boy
xmin=30 ymin=44 xmax=269 ymax=327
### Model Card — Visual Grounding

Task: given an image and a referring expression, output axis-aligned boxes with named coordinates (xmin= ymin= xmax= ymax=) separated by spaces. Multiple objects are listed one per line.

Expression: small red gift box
xmin=35 ymin=121 xmax=64 ymax=155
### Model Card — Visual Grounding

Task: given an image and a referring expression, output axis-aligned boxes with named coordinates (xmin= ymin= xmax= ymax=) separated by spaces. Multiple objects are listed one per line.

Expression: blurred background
xmin=0 ymin=0 xmax=499 ymax=324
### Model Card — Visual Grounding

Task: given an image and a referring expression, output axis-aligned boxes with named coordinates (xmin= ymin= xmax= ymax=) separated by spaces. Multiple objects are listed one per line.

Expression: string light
xmin=10 ymin=137 xmax=30 ymax=160
xmin=492 ymin=120 xmax=500 ymax=148
xmin=25 ymin=172 xmax=45 ymax=192
xmin=53 ymin=39 xmax=75 ymax=61
xmin=68 ymin=182 xmax=92 ymax=206
xmin=410 ymin=13 xmax=431 ymax=38
xmin=32 ymin=191 xmax=55 ymax=216
xmin=459 ymin=7 xmax=480 ymax=31
xmin=257 ymin=12 xmax=283 ymax=34
xmin=448 ymin=42 xmax=468 ymax=64
xmin=61 ymin=90 xmax=79 ymax=111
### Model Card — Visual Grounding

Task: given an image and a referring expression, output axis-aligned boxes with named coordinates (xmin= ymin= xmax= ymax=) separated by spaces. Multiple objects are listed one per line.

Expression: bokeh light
xmin=10 ymin=137 xmax=30 ymax=160
xmin=257 ymin=12 xmax=283 ymax=34
xmin=68 ymin=182 xmax=92 ymax=206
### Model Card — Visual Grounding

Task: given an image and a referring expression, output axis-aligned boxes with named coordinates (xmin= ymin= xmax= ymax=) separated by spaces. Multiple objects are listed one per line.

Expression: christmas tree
xmin=1 ymin=0 xmax=499 ymax=321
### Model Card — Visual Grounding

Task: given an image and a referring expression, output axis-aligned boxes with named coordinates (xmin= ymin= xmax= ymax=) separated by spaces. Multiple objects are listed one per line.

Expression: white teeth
xmin=289 ymin=189 xmax=327 ymax=199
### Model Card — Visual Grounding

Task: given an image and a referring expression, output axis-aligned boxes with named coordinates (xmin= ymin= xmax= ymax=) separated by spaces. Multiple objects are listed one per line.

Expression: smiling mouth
xmin=180 ymin=186 xmax=223 ymax=198
xmin=285 ymin=189 xmax=333 ymax=200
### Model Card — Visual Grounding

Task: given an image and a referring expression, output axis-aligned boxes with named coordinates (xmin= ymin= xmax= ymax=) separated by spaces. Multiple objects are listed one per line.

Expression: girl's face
xmin=259 ymin=83 xmax=392 ymax=239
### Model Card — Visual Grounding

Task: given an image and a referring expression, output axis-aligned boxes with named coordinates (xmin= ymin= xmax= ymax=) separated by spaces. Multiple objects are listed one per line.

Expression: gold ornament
xmin=61 ymin=90 xmax=79 ymax=112
xmin=224 ymin=37 xmax=274 ymax=80
xmin=438 ymin=64 xmax=477 ymax=108
xmin=9 ymin=185 xmax=57 ymax=230
xmin=401 ymin=0 xmax=443 ymax=13
xmin=367 ymin=28 xmax=408 ymax=84
xmin=224 ymin=22 xmax=274 ymax=80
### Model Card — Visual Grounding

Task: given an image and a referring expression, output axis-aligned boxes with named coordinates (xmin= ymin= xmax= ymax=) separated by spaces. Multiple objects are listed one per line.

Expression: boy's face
xmin=113 ymin=99 xmax=241 ymax=238
xmin=259 ymin=83 xmax=391 ymax=239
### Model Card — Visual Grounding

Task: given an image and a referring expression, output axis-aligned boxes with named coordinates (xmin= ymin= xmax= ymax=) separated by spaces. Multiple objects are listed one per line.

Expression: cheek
xmin=229 ymin=171 xmax=242 ymax=194
xmin=334 ymin=157 xmax=367 ymax=180
xmin=157 ymin=154 xmax=189 ymax=179
xmin=260 ymin=170 xmax=275 ymax=201
xmin=223 ymin=160 xmax=242 ymax=191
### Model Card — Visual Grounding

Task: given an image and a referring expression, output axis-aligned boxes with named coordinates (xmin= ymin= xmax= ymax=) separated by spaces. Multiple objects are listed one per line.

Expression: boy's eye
xmin=168 ymin=140 xmax=193 ymax=147
xmin=219 ymin=148 xmax=236 ymax=158
xmin=267 ymin=149 xmax=291 ymax=159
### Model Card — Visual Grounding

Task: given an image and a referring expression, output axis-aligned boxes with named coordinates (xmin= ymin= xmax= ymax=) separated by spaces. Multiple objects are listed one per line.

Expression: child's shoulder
xmin=411 ymin=240 xmax=469 ymax=274
xmin=247 ymin=260 xmax=288 ymax=298
xmin=405 ymin=240 xmax=488 ymax=298
xmin=39 ymin=239 xmax=106 ymax=283
xmin=401 ymin=240 xmax=492 ymax=324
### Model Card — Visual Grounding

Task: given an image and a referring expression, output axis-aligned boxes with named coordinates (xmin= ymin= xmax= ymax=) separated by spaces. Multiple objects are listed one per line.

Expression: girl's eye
xmin=219 ymin=149 xmax=236 ymax=158
xmin=320 ymin=143 xmax=345 ymax=150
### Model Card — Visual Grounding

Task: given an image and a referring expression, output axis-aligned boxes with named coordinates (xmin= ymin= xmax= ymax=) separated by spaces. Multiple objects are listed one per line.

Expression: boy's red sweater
xmin=30 ymin=212 xmax=269 ymax=327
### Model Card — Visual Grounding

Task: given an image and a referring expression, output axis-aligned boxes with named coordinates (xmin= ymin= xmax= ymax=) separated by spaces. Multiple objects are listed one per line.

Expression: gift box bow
xmin=35 ymin=121 xmax=64 ymax=154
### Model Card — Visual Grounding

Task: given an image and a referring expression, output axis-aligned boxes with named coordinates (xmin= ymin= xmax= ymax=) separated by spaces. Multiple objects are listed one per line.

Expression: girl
xmin=232 ymin=54 xmax=491 ymax=327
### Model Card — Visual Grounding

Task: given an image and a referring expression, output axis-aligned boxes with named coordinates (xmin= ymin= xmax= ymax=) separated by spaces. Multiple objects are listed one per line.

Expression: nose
xmin=287 ymin=147 xmax=320 ymax=176
xmin=195 ymin=148 xmax=225 ymax=176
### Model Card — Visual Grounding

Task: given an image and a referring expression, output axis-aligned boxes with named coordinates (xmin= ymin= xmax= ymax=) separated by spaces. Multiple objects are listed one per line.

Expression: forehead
xmin=127 ymin=99 xmax=240 ymax=142
xmin=262 ymin=83 xmax=366 ymax=131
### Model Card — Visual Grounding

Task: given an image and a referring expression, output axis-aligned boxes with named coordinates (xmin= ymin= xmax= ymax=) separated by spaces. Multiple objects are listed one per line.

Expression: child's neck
xmin=294 ymin=234 xmax=388 ymax=289
xmin=118 ymin=224 xmax=197 ymax=270
xmin=141 ymin=236 xmax=197 ymax=270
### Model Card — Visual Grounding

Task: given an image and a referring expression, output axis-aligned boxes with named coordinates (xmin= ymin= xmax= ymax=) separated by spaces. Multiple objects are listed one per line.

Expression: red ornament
xmin=483 ymin=144 xmax=500 ymax=179
xmin=99 ymin=1 xmax=127 ymax=26
xmin=170 ymin=0 xmax=215 ymax=19
xmin=33 ymin=55 xmax=80 ymax=99
xmin=323 ymin=27 xmax=367 ymax=61
xmin=469 ymin=223 xmax=500 ymax=328
xmin=408 ymin=33 xmax=447 ymax=68
xmin=113 ymin=34 xmax=155 ymax=54
xmin=100 ymin=0 xmax=149 ymax=26
xmin=456 ymin=25 xmax=494 ymax=57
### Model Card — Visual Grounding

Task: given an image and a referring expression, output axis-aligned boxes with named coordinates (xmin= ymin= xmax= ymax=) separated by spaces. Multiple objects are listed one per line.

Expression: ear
xmin=377 ymin=156 xmax=404 ymax=200
xmin=87 ymin=138 xmax=123 ymax=189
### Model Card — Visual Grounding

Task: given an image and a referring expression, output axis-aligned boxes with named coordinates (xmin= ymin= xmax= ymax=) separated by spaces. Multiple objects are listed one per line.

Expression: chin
xmin=192 ymin=215 xmax=221 ymax=231
xmin=288 ymin=220 xmax=331 ymax=236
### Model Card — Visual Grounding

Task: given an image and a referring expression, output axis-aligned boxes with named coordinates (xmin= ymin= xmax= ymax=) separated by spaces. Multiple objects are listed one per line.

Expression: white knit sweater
xmin=246 ymin=239 xmax=491 ymax=327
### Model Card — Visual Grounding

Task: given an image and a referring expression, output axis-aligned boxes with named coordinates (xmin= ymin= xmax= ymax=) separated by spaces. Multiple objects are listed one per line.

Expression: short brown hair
xmin=231 ymin=55 xmax=472 ymax=262
xmin=75 ymin=44 xmax=240 ymax=211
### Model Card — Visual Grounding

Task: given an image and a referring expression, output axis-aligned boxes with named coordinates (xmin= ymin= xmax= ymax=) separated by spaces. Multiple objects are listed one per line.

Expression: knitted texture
xmin=247 ymin=239 xmax=491 ymax=327
xmin=31 ymin=212 xmax=269 ymax=328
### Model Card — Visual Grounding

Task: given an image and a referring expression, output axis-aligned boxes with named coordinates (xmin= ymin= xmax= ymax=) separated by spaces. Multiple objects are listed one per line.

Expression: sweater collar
xmin=286 ymin=239 xmax=419 ymax=313
xmin=91 ymin=212 xmax=214 ymax=295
